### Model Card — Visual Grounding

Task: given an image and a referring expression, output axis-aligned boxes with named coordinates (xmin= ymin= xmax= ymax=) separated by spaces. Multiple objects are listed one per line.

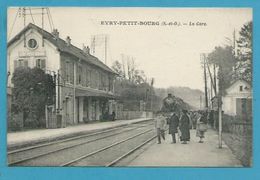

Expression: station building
xmin=7 ymin=23 xmax=118 ymax=127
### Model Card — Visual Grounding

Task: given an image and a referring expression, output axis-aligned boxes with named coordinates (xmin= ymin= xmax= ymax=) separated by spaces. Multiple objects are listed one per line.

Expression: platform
xmin=129 ymin=129 xmax=242 ymax=167
xmin=7 ymin=118 xmax=152 ymax=149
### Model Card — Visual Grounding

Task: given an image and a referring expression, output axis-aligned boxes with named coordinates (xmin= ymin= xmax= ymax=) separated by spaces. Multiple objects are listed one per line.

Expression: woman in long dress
xmin=179 ymin=110 xmax=190 ymax=144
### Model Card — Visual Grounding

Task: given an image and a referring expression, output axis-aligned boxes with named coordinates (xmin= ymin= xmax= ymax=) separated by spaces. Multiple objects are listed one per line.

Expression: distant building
xmin=7 ymin=23 xmax=117 ymax=127
xmin=222 ymin=80 xmax=252 ymax=119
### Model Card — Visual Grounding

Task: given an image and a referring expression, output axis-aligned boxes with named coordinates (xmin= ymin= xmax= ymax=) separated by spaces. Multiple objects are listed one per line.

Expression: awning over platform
xmin=75 ymin=88 xmax=119 ymax=99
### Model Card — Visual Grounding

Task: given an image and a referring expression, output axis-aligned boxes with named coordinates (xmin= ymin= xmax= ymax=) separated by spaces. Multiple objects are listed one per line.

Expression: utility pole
xmin=200 ymin=95 xmax=202 ymax=109
xmin=213 ymin=64 xmax=217 ymax=96
xmin=104 ymin=35 xmax=107 ymax=65
xmin=218 ymin=65 xmax=223 ymax=148
xmin=202 ymin=54 xmax=208 ymax=108
xmin=145 ymin=89 xmax=149 ymax=111
xmin=150 ymin=78 xmax=154 ymax=112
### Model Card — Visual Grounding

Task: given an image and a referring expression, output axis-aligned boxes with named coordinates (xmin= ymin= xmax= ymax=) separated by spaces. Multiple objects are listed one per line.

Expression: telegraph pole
xmin=202 ymin=54 xmax=208 ymax=108
xmin=218 ymin=65 xmax=223 ymax=148
xmin=150 ymin=78 xmax=154 ymax=112
xmin=200 ymin=95 xmax=202 ymax=109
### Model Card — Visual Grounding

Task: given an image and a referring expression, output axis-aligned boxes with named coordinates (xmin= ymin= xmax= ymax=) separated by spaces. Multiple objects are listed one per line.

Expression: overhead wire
xmin=47 ymin=8 xmax=55 ymax=30
xmin=8 ymin=8 xmax=19 ymax=40
xmin=29 ymin=8 xmax=35 ymax=24
xmin=46 ymin=8 xmax=53 ymax=31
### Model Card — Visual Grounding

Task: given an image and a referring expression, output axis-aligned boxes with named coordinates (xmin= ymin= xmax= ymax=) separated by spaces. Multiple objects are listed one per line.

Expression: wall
xmin=60 ymin=85 xmax=74 ymax=126
xmin=7 ymin=29 xmax=60 ymax=87
xmin=223 ymin=80 xmax=252 ymax=116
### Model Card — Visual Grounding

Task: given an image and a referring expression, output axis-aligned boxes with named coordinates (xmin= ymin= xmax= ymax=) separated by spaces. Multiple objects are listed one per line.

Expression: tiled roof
xmin=8 ymin=23 xmax=116 ymax=75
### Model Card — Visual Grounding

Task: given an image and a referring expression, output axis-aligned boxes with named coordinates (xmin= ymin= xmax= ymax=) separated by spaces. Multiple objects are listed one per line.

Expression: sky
xmin=7 ymin=8 xmax=252 ymax=91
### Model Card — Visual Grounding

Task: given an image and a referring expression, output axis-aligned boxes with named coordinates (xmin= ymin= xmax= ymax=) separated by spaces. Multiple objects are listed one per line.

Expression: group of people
xmin=155 ymin=110 xmax=208 ymax=144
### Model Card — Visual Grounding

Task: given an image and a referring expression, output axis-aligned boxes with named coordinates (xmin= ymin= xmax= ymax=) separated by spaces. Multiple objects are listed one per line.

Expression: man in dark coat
xmin=168 ymin=112 xmax=179 ymax=143
xmin=179 ymin=110 xmax=191 ymax=144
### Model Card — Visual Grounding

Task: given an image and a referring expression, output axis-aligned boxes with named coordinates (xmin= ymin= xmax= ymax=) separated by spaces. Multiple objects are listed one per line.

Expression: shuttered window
xmin=82 ymin=66 xmax=86 ymax=86
xmin=36 ymin=59 xmax=46 ymax=70
xmin=65 ymin=61 xmax=70 ymax=82
xmin=77 ymin=65 xmax=82 ymax=85
xmin=86 ymin=68 xmax=91 ymax=87
xmin=109 ymin=76 xmax=113 ymax=92
xmin=14 ymin=59 xmax=29 ymax=70
xmin=69 ymin=62 xmax=74 ymax=84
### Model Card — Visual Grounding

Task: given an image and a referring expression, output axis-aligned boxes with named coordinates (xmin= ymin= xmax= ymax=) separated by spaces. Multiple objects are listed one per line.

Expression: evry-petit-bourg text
xmin=100 ymin=21 xmax=207 ymax=26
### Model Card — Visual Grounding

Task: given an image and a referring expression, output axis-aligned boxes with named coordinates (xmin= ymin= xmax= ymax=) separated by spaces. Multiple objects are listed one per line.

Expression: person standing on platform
xmin=111 ymin=111 xmax=116 ymax=121
xmin=179 ymin=109 xmax=191 ymax=144
xmin=196 ymin=110 xmax=208 ymax=143
xmin=155 ymin=111 xmax=167 ymax=144
xmin=190 ymin=111 xmax=197 ymax=129
xmin=168 ymin=112 xmax=179 ymax=143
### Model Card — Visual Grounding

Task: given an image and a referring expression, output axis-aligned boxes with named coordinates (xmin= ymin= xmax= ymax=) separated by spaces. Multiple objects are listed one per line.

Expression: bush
xmin=8 ymin=112 xmax=23 ymax=131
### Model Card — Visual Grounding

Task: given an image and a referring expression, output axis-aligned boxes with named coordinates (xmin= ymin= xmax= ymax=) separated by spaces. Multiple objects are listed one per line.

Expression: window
xmin=77 ymin=65 xmax=82 ymax=85
xmin=239 ymin=85 xmax=243 ymax=92
xmin=69 ymin=63 xmax=74 ymax=84
xmin=65 ymin=62 xmax=70 ymax=82
xmin=109 ymin=76 xmax=113 ymax=92
xmin=92 ymin=70 xmax=99 ymax=89
xmin=65 ymin=61 xmax=74 ymax=84
xmin=86 ymin=68 xmax=91 ymax=86
xmin=36 ymin=59 xmax=46 ymax=70
xmin=28 ymin=39 xmax=38 ymax=49
xmin=14 ymin=59 xmax=29 ymax=69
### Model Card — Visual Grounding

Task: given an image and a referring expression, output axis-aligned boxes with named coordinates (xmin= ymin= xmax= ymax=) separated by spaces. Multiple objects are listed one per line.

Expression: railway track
xmin=61 ymin=128 xmax=156 ymax=166
xmin=8 ymin=120 xmax=156 ymax=166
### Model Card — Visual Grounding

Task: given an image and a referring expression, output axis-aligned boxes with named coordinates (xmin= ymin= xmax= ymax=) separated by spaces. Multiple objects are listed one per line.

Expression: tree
xmin=233 ymin=21 xmax=252 ymax=84
xmin=12 ymin=67 xmax=55 ymax=128
xmin=207 ymin=46 xmax=236 ymax=92
xmin=111 ymin=60 xmax=124 ymax=78
xmin=111 ymin=59 xmax=147 ymax=84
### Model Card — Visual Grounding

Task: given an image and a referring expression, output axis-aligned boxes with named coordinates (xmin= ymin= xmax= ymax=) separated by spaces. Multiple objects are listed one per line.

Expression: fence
xmin=116 ymin=111 xmax=153 ymax=120
xmin=221 ymin=114 xmax=252 ymax=167
xmin=222 ymin=114 xmax=252 ymax=137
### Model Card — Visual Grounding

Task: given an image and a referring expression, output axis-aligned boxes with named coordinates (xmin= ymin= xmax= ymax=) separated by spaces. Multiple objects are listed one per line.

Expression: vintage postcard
xmin=6 ymin=7 xmax=252 ymax=167
xmin=1 ymin=3 xmax=259 ymax=180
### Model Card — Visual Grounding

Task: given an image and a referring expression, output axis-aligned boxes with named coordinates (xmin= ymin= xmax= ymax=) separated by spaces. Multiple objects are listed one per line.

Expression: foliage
xmin=206 ymin=21 xmax=252 ymax=94
xmin=111 ymin=60 xmax=147 ymax=84
xmin=112 ymin=59 xmax=160 ymax=111
xmin=207 ymin=46 xmax=236 ymax=92
xmin=233 ymin=21 xmax=252 ymax=84
xmin=112 ymin=59 xmax=193 ymax=112
xmin=114 ymin=79 xmax=157 ymax=111
xmin=111 ymin=60 xmax=124 ymax=78
xmin=11 ymin=67 xmax=55 ymax=128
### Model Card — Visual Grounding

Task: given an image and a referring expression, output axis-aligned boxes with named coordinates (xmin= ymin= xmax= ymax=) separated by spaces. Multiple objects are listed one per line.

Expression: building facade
xmin=222 ymin=80 xmax=252 ymax=119
xmin=7 ymin=23 xmax=117 ymax=127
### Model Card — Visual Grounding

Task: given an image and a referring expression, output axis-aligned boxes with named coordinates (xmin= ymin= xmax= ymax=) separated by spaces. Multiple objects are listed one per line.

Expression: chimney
xmin=83 ymin=45 xmax=90 ymax=54
xmin=52 ymin=29 xmax=59 ymax=39
xmin=66 ymin=36 xmax=71 ymax=46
